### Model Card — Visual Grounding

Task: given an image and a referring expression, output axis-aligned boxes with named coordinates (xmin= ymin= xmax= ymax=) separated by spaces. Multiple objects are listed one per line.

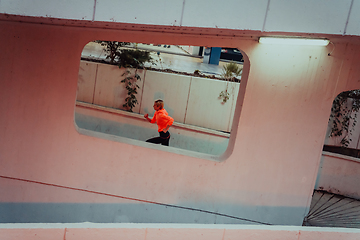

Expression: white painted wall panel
xmin=185 ymin=78 xmax=237 ymax=131
xmin=0 ymin=0 xmax=94 ymax=20
xmin=94 ymin=65 xmax=145 ymax=113
xmin=346 ymin=0 xmax=360 ymax=36
xmin=77 ymin=61 xmax=97 ymax=104
xmin=76 ymin=62 xmax=238 ymax=132
xmin=140 ymin=71 xmax=190 ymax=124
xmin=1 ymin=0 xmax=360 ymax=36
xmin=265 ymin=0 xmax=352 ymax=34
xmin=316 ymin=153 xmax=360 ymax=200
xmin=228 ymin=83 xmax=240 ymax=132
xmin=182 ymin=0 xmax=268 ymax=30
xmin=95 ymin=0 xmax=183 ymax=26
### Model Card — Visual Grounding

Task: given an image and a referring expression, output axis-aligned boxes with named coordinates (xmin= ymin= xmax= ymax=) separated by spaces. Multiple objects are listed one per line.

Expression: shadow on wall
xmin=0 ymin=202 xmax=305 ymax=226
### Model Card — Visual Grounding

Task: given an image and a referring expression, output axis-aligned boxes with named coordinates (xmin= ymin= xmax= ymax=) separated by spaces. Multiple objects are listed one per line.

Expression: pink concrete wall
xmin=1 ymin=19 xmax=360 ymax=225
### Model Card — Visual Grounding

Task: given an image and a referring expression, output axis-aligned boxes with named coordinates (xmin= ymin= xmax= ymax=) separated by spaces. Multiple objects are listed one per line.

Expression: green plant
xmin=219 ymin=62 xmax=242 ymax=103
xmin=194 ymin=69 xmax=201 ymax=75
xmin=329 ymin=90 xmax=360 ymax=147
xmin=222 ymin=61 xmax=242 ymax=81
xmin=119 ymin=50 xmax=152 ymax=111
xmin=95 ymin=41 xmax=130 ymax=64
xmin=96 ymin=41 xmax=153 ymax=112
xmin=121 ymin=69 xmax=141 ymax=112
xmin=118 ymin=49 xmax=152 ymax=68
xmin=219 ymin=90 xmax=230 ymax=103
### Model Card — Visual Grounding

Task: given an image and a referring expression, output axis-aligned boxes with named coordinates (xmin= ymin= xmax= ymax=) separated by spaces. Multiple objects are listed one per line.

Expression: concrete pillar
xmin=209 ymin=47 xmax=221 ymax=65
xmin=203 ymin=47 xmax=221 ymax=65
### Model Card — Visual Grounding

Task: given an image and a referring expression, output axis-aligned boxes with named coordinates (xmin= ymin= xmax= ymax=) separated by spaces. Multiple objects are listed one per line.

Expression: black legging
xmin=146 ymin=131 xmax=170 ymax=146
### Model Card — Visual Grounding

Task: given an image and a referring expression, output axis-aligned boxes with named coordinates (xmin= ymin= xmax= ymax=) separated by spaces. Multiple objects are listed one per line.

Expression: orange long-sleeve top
xmin=150 ymin=108 xmax=174 ymax=132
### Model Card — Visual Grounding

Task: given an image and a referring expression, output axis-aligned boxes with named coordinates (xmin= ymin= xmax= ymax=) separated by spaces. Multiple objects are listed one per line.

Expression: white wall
xmin=316 ymin=152 xmax=360 ymax=200
xmin=1 ymin=0 xmax=360 ymax=36
xmin=77 ymin=61 xmax=239 ymax=132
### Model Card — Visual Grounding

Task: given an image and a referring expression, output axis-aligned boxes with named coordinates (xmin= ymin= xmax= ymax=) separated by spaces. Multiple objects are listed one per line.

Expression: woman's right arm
xmin=144 ymin=114 xmax=151 ymax=122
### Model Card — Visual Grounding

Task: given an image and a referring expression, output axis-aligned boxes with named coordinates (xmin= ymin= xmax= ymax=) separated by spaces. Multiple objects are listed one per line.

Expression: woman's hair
xmin=155 ymin=99 xmax=164 ymax=109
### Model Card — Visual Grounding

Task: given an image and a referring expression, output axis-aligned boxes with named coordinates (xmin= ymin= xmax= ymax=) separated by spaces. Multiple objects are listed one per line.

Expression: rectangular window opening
xmin=75 ymin=42 xmax=247 ymax=161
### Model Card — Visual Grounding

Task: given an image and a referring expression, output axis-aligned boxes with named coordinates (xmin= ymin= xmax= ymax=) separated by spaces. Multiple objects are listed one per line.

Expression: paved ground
xmin=81 ymin=42 xmax=241 ymax=77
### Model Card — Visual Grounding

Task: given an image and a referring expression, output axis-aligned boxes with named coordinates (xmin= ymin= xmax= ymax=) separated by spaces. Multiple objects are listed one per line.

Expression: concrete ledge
xmin=322 ymin=151 xmax=360 ymax=164
xmin=76 ymin=126 xmax=221 ymax=162
xmin=1 ymin=223 xmax=360 ymax=240
xmin=1 ymin=222 xmax=360 ymax=230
